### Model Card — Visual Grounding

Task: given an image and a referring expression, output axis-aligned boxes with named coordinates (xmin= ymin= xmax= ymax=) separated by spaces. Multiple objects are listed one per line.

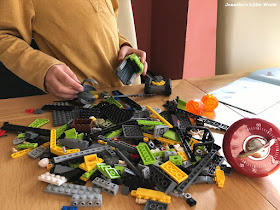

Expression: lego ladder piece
xmin=112 ymin=90 xmax=142 ymax=110
xmin=175 ymin=150 xmax=217 ymax=193
xmin=1 ymin=122 xmax=51 ymax=136
xmin=175 ymin=128 xmax=196 ymax=162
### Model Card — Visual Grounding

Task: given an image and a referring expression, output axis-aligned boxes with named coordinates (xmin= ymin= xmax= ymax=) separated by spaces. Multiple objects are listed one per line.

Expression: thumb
xmin=118 ymin=50 xmax=126 ymax=62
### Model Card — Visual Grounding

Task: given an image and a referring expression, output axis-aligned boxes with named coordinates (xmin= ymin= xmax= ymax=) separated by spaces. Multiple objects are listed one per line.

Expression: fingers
xmin=56 ymin=70 xmax=83 ymax=92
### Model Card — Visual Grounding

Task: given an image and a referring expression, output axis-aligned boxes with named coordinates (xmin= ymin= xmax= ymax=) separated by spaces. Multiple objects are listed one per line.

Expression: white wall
xmin=216 ymin=0 xmax=280 ymax=75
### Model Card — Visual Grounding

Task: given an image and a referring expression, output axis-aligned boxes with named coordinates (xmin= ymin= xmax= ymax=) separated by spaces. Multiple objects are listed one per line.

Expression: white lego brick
xmin=38 ymin=172 xmax=67 ymax=186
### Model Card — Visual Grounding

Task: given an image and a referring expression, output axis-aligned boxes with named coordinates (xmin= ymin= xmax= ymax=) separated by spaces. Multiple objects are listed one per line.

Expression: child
xmin=0 ymin=0 xmax=147 ymax=99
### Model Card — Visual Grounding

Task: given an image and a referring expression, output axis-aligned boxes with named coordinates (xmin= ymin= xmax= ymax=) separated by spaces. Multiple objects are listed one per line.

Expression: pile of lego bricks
xmin=1 ymin=93 xmax=233 ymax=209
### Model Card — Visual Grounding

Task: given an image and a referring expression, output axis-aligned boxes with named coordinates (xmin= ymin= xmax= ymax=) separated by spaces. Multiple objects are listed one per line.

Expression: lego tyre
xmin=144 ymin=78 xmax=172 ymax=96
xmin=223 ymin=118 xmax=280 ymax=177
xmin=164 ymin=78 xmax=172 ymax=96
xmin=144 ymin=77 xmax=152 ymax=94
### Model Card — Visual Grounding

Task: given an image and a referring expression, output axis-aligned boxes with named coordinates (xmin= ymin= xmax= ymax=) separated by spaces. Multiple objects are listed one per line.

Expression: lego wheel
xmin=164 ymin=78 xmax=172 ymax=96
xmin=144 ymin=77 xmax=152 ymax=94
xmin=223 ymin=118 xmax=280 ymax=177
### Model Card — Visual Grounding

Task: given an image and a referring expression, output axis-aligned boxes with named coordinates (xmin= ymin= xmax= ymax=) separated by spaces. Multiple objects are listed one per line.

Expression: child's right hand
xmin=44 ymin=64 xmax=84 ymax=99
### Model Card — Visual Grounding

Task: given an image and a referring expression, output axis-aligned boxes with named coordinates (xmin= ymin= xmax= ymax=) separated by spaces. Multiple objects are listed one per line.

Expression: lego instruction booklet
xmin=210 ymin=68 xmax=280 ymax=115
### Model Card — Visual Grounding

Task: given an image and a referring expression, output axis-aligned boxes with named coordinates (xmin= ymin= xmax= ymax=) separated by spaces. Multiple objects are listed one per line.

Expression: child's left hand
xmin=118 ymin=45 xmax=148 ymax=76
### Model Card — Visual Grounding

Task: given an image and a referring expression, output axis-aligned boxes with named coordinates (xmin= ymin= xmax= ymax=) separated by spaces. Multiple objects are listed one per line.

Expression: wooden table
xmin=0 ymin=75 xmax=279 ymax=210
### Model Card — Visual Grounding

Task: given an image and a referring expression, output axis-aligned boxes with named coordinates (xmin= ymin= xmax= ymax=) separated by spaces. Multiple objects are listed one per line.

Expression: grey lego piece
xmin=153 ymin=125 xmax=169 ymax=138
xmin=142 ymin=166 xmax=150 ymax=179
xmin=33 ymin=109 xmax=45 ymax=114
xmin=144 ymin=199 xmax=169 ymax=210
xmin=87 ymin=143 xmax=106 ymax=149
xmin=25 ymin=131 xmax=39 ymax=139
xmin=115 ymin=148 xmax=143 ymax=177
xmin=181 ymin=160 xmax=192 ymax=169
xmin=101 ymin=150 xmax=119 ymax=166
xmin=191 ymin=176 xmax=214 ymax=185
xmin=208 ymin=155 xmax=225 ymax=176
xmin=121 ymin=186 xmax=130 ymax=196
xmin=132 ymin=110 xmax=150 ymax=119
xmin=53 ymin=145 xmax=110 ymax=163
xmin=27 ymin=146 xmax=46 ymax=159
xmin=13 ymin=138 xmax=25 ymax=145
xmin=59 ymin=138 xmax=89 ymax=150
xmin=141 ymin=106 xmax=161 ymax=114
xmin=44 ymin=183 xmax=101 ymax=196
xmin=92 ymin=177 xmax=119 ymax=196
xmin=72 ymin=193 xmax=102 ymax=207
xmin=163 ymin=151 xmax=177 ymax=161
xmin=97 ymin=135 xmax=138 ymax=154
xmin=123 ymin=168 xmax=136 ymax=176
xmin=122 ymin=125 xmax=143 ymax=140
xmin=175 ymin=150 xmax=217 ymax=193
xmin=53 ymin=165 xmax=75 ymax=174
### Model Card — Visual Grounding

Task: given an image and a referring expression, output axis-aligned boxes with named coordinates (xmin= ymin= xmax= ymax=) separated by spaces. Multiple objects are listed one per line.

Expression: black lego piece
xmin=1 ymin=122 xmax=51 ymax=137
xmin=144 ymin=199 xmax=169 ymax=210
xmin=112 ymin=90 xmax=142 ymax=111
xmin=175 ymin=128 xmax=196 ymax=162
xmin=208 ymin=154 xmax=225 ymax=176
xmin=42 ymin=104 xmax=76 ymax=111
xmin=149 ymin=165 xmax=177 ymax=194
xmin=175 ymin=150 xmax=217 ymax=193
xmin=79 ymin=107 xmax=102 ymax=118
xmin=121 ymin=186 xmax=130 ymax=196
xmin=186 ymin=197 xmax=197 ymax=207
xmin=100 ymin=103 xmax=134 ymax=124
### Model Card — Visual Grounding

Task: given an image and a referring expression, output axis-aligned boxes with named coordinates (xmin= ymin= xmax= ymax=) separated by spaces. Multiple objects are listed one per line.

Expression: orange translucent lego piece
xmin=131 ymin=188 xmax=171 ymax=204
xmin=160 ymin=161 xmax=188 ymax=183
xmin=201 ymin=94 xmax=218 ymax=111
xmin=214 ymin=166 xmax=225 ymax=188
xmin=186 ymin=99 xmax=205 ymax=115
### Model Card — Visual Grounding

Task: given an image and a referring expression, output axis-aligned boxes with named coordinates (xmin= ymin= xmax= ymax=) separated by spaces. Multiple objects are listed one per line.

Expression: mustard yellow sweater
xmin=0 ymin=0 xmax=130 ymax=91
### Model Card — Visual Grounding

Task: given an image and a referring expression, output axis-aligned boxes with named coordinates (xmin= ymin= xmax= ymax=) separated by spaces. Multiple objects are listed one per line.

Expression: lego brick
xmin=16 ymin=143 xmax=38 ymax=149
xmin=169 ymin=155 xmax=183 ymax=166
xmin=154 ymin=125 xmax=169 ymax=138
xmin=53 ymin=146 xmax=110 ymax=163
xmin=121 ymin=185 xmax=130 ymax=196
xmin=97 ymin=135 xmax=138 ymax=154
xmin=96 ymin=163 xmax=121 ymax=179
xmin=208 ymin=155 xmax=225 ymax=176
xmin=122 ymin=125 xmax=143 ymax=140
xmin=177 ymin=151 xmax=189 ymax=162
xmin=101 ymin=103 xmax=134 ymax=124
xmin=59 ymin=138 xmax=89 ymax=151
xmin=72 ymin=193 xmax=102 ymax=207
xmin=131 ymin=188 xmax=171 ymax=204
xmin=29 ymin=118 xmax=49 ymax=128
xmin=115 ymin=148 xmax=143 ymax=177
xmin=100 ymin=150 xmax=119 ymax=166
xmin=42 ymin=104 xmax=76 ymax=111
xmin=146 ymin=106 xmax=173 ymax=128
xmin=38 ymin=172 xmax=67 ymax=186
xmin=53 ymin=165 xmax=75 ymax=174
xmin=160 ymin=161 xmax=188 ymax=184
xmin=162 ymin=130 xmax=180 ymax=142
xmin=92 ymin=177 xmax=119 ymax=196
xmin=28 ymin=146 xmax=47 ymax=159
xmin=149 ymin=165 xmax=177 ymax=194
xmin=186 ymin=197 xmax=197 ymax=207
xmin=137 ymin=120 xmax=165 ymax=126
xmin=11 ymin=148 xmax=33 ymax=158
xmin=1 ymin=122 xmax=51 ymax=136
xmin=136 ymin=143 xmax=157 ymax=165
xmin=56 ymin=124 xmax=68 ymax=139
xmin=72 ymin=118 xmax=94 ymax=132
xmin=79 ymin=157 xmax=104 ymax=172
xmin=13 ymin=138 xmax=25 ymax=145
xmin=64 ymin=128 xmax=77 ymax=139
xmin=61 ymin=206 xmax=77 ymax=210
xmin=192 ymin=176 xmax=214 ymax=185
xmin=44 ymin=183 xmax=101 ymax=196
xmin=79 ymin=107 xmax=102 ymax=119
xmin=105 ymin=97 xmax=123 ymax=108
xmin=214 ymin=166 xmax=225 ymax=188
xmin=80 ymin=167 xmax=98 ymax=181
xmin=175 ymin=128 xmax=196 ymax=162
xmin=144 ymin=199 xmax=169 ymax=210
xmin=104 ymin=128 xmax=123 ymax=138
xmin=175 ymin=150 xmax=217 ymax=193
xmin=52 ymin=109 xmax=77 ymax=127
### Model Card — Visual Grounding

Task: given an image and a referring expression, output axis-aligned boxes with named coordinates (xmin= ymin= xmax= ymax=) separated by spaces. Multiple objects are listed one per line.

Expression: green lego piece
xmin=141 ymin=126 xmax=155 ymax=130
xmin=99 ymin=119 xmax=114 ymax=128
xmin=77 ymin=133 xmax=84 ymax=140
xmin=191 ymin=156 xmax=202 ymax=165
xmin=105 ymin=129 xmax=123 ymax=138
xmin=136 ymin=142 xmax=157 ymax=165
xmin=16 ymin=143 xmax=38 ymax=149
xmin=169 ymin=155 xmax=183 ymax=166
xmin=69 ymin=163 xmax=81 ymax=168
xmin=137 ymin=120 xmax=165 ymax=126
xmin=152 ymin=149 xmax=175 ymax=158
xmin=196 ymin=145 xmax=206 ymax=151
xmin=17 ymin=119 xmax=49 ymax=138
xmin=64 ymin=128 xmax=77 ymax=139
xmin=114 ymin=165 xmax=125 ymax=174
xmin=56 ymin=124 xmax=68 ymax=139
xmin=106 ymin=97 xmax=123 ymax=108
xmin=96 ymin=163 xmax=120 ymax=179
xmin=81 ymin=167 xmax=98 ymax=180
xmin=105 ymin=168 xmax=121 ymax=179
xmin=177 ymin=98 xmax=187 ymax=110
xmin=127 ymin=54 xmax=144 ymax=74
xmin=29 ymin=119 xmax=49 ymax=128
xmin=163 ymin=130 xmax=180 ymax=142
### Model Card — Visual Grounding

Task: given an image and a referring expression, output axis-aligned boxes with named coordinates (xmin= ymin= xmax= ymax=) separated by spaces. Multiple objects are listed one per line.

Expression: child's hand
xmin=118 ymin=45 xmax=148 ymax=76
xmin=44 ymin=64 xmax=84 ymax=99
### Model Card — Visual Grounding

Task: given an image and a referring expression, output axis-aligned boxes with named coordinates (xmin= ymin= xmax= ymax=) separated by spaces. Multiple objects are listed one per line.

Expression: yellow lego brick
xmin=214 ymin=166 xmax=225 ymax=188
xmin=50 ymin=129 xmax=57 ymax=149
xmin=131 ymin=188 xmax=171 ymax=204
xmin=11 ymin=148 xmax=33 ymax=159
xmin=47 ymin=163 xmax=53 ymax=170
xmin=146 ymin=106 xmax=173 ymax=128
xmin=177 ymin=151 xmax=189 ymax=161
xmin=160 ymin=161 xmax=188 ymax=183
xmin=66 ymin=148 xmax=80 ymax=154
xmin=143 ymin=133 xmax=181 ymax=146
xmin=79 ymin=158 xmax=104 ymax=172
xmin=80 ymin=176 xmax=88 ymax=182
xmin=41 ymin=142 xmax=50 ymax=148
xmin=84 ymin=154 xmax=98 ymax=166
xmin=97 ymin=140 xmax=107 ymax=145
xmin=50 ymin=146 xmax=80 ymax=156
xmin=189 ymin=138 xmax=200 ymax=150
